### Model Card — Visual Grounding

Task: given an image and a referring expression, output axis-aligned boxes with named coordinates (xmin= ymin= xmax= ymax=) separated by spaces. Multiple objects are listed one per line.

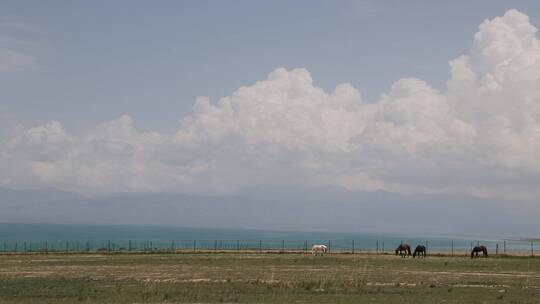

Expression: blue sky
xmin=2 ymin=0 xmax=540 ymax=220
xmin=2 ymin=0 xmax=539 ymax=132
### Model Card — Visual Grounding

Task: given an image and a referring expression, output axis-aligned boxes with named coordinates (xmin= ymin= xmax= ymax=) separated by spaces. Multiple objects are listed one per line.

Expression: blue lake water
xmin=0 ymin=223 xmax=535 ymax=254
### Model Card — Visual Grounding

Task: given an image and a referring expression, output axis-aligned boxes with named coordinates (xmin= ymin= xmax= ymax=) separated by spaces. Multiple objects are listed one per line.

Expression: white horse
xmin=311 ymin=244 xmax=328 ymax=256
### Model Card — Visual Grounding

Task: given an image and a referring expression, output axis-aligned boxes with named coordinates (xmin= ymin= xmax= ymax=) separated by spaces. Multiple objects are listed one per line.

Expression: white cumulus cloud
xmin=2 ymin=9 xmax=540 ymax=200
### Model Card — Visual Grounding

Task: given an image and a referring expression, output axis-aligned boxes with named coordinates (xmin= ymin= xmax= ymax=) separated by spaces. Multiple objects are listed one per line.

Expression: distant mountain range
xmin=0 ymin=186 xmax=537 ymax=238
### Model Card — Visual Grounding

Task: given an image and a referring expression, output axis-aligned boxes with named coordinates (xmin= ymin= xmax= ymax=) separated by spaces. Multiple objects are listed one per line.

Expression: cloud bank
xmin=2 ymin=10 xmax=540 ymax=199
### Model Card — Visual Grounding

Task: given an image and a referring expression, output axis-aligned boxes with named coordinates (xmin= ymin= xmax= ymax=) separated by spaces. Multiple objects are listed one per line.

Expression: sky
xmin=2 ymin=1 xmax=540 ymax=232
xmin=1 ymin=0 xmax=539 ymax=131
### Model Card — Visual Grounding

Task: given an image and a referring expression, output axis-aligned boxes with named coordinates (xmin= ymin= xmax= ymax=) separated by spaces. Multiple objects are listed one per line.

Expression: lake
xmin=0 ymin=222 xmax=534 ymax=254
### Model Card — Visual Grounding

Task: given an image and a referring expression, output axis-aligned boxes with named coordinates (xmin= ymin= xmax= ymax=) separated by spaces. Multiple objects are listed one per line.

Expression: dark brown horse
xmin=395 ymin=244 xmax=411 ymax=257
xmin=413 ymin=245 xmax=426 ymax=258
xmin=471 ymin=245 xmax=488 ymax=258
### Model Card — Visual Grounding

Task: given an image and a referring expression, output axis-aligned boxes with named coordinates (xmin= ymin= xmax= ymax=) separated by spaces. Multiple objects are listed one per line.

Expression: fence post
xmin=504 ymin=240 xmax=506 ymax=254
xmin=451 ymin=240 xmax=454 ymax=256
xmin=328 ymin=240 xmax=331 ymax=253
xmin=376 ymin=240 xmax=379 ymax=255
xmin=352 ymin=240 xmax=355 ymax=254
xmin=107 ymin=240 xmax=111 ymax=253
xmin=382 ymin=242 xmax=384 ymax=254
xmin=282 ymin=240 xmax=285 ymax=253
xmin=259 ymin=240 xmax=263 ymax=252
xmin=531 ymin=241 xmax=534 ymax=257
xmin=193 ymin=240 xmax=196 ymax=252
xmin=496 ymin=243 xmax=499 ymax=255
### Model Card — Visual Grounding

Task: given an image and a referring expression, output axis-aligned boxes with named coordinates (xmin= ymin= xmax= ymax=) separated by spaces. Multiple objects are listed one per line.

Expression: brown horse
xmin=413 ymin=245 xmax=426 ymax=258
xmin=471 ymin=245 xmax=488 ymax=258
xmin=395 ymin=244 xmax=411 ymax=257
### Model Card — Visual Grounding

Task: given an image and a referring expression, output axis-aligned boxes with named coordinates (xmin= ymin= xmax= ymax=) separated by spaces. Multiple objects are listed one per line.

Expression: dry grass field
xmin=0 ymin=252 xmax=539 ymax=303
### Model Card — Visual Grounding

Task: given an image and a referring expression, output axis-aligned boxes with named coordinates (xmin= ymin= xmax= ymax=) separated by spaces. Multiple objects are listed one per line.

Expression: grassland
xmin=0 ymin=252 xmax=539 ymax=303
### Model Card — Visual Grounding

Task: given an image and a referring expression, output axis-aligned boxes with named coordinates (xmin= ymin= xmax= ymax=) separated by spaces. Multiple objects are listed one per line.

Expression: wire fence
xmin=0 ymin=238 xmax=537 ymax=256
